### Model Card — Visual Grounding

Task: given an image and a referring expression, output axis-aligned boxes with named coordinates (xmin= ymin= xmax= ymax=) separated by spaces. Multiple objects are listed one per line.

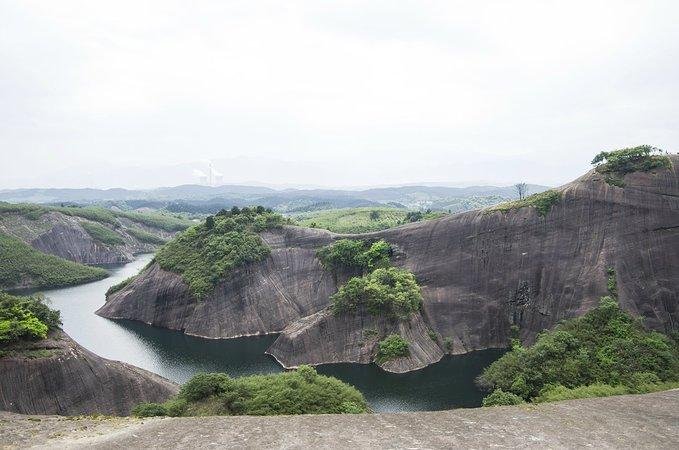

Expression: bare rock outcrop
xmin=267 ymin=308 xmax=444 ymax=373
xmin=97 ymin=157 xmax=679 ymax=371
xmin=0 ymin=331 xmax=178 ymax=416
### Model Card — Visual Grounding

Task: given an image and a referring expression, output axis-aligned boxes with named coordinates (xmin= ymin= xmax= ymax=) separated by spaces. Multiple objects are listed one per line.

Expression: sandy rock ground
xmin=1 ymin=389 xmax=678 ymax=449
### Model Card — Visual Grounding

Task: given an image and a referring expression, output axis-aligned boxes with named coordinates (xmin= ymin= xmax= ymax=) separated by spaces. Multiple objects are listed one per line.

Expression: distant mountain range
xmin=0 ymin=183 xmax=550 ymax=213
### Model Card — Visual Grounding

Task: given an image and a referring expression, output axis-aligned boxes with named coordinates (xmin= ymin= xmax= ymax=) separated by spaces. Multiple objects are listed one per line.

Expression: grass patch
xmin=105 ymin=276 xmax=136 ymax=296
xmin=375 ymin=334 xmax=410 ymax=363
xmin=155 ymin=207 xmax=284 ymax=299
xmin=487 ymin=190 xmax=562 ymax=217
xmin=0 ymin=233 xmax=108 ymax=289
xmin=81 ymin=222 xmax=124 ymax=246
xmin=132 ymin=366 xmax=369 ymax=417
xmin=127 ymin=228 xmax=168 ymax=245
xmin=293 ymin=207 xmax=445 ymax=233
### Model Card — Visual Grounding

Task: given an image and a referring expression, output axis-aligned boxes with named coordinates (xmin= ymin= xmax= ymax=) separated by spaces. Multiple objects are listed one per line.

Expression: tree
xmin=205 ymin=216 xmax=215 ymax=229
xmin=514 ymin=182 xmax=527 ymax=200
xmin=369 ymin=210 xmax=380 ymax=221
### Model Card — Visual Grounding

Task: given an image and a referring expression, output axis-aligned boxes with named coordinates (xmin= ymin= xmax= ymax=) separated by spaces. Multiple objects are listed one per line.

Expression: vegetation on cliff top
xmin=294 ymin=207 xmax=445 ymax=233
xmin=487 ymin=189 xmax=562 ymax=217
xmin=126 ymin=227 xmax=168 ymax=245
xmin=591 ymin=145 xmax=671 ymax=187
xmin=0 ymin=292 xmax=61 ymax=346
xmin=0 ymin=233 xmax=108 ymax=290
xmin=478 ymin=296 xmax=679 ymax=406
xmin=155 ymin=207 xmax=285 ymax=299
xmin=317 ymin=239 xmax=392 ymax=274
xmin=132 ymin=365 xmax=369 ymax=417
xmin=331 ymin=267 xmax=422 ymax=320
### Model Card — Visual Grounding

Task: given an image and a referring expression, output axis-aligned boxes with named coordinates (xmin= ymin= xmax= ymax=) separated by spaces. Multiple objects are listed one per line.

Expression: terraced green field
xmin=292 ymin=207 xmax=445 ymax=233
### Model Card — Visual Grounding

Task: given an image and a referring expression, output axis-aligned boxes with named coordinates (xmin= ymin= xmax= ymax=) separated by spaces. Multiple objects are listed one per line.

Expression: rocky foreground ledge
xmin=2 ymin=390 xmax=677 ymax=449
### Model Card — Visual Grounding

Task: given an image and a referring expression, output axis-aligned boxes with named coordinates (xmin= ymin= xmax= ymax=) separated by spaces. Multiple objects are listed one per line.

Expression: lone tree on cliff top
xmin=514 ymin=182 xmax=527 ymax=200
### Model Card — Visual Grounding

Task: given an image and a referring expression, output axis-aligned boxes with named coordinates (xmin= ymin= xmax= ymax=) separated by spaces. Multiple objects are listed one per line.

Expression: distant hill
xmin=0 ymin=183 xmax=551 ymax=214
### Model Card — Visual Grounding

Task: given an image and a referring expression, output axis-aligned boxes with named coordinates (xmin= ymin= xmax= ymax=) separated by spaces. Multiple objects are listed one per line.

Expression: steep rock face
xmin=97 ymin=157 xmax=679 ymax=371
xmin=0 ymin=211 xmax=165 ymax=265
xmin=0 ymin=331 xmax=178 ymax=416
xmin=97 ymin=227 xmax=337 ymax=338
xmin=267 ymin=308 xmax=444 ymax=373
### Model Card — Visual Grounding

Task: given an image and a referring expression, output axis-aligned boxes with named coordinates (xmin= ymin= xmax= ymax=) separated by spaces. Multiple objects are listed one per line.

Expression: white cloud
xmin=1 ymin=0 xmax=678 ymax=188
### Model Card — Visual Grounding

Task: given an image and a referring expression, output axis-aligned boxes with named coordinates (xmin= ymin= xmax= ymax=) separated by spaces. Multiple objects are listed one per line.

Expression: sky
xmin=1 ymin=0 xmax=678 ymax=190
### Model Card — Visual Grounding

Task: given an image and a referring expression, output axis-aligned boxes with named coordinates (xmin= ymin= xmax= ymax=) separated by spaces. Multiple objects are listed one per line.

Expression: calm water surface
xmin=37 ymin=254 xmax=504 ymax=412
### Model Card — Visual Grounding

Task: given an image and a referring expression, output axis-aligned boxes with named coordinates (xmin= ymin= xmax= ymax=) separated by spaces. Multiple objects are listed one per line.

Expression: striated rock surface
xmin=267 ymin=308 xmax=444 ymax=373
xmin=0 ymin=210 xmax=170 ymax=266
xmin=0 ymin=331 xmax=178 ymax=416
xmin=96 ymin=227 xmax=337 ymax=338
xmin=98 ymin=157 xmax=679 ymax=371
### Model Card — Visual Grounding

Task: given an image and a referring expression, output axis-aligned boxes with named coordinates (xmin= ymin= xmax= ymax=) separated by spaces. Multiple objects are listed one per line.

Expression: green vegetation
xmin=487 ymin=189 xmax=562 ymax=217
xmin=114 ymin=210 xmax=193 ymax=232
xmin=105 ymin=276 xmax=135 ymax=296
xmin=478 ymin=296 xmax=679 ymax=405
xmin=0 ymin=292 xmax=61 ymax=345
xmin=592 ymin=145 xmax=671 ymax=182
xmin=331 ymin=267 xmax=422 ymax=320
xmin=155 ymin=207 xmax=284 ymax=299
xmin=317 ymin=239 xmax=392 ymax=274
xmin=293 ymin=207 xmax=445 ymax=233
xmin=132 ymin=366 xmax=369 ymax=417
xmin=126 ymin=228 xmax=168 ymax=245
xmin=0 ymin=202 xmax=193 ymax=232
xmin=0 ymin=233 xmax=108 ymax=289
xmin=534 ymin=380 xmax=679 ymax=403
xmin=481 ymin=389 xmax=525 ymax=406
xmin=81 ymin=222 xmax=124 ymax=246
xmin=376 ymin=334 xmax=410 ymax=363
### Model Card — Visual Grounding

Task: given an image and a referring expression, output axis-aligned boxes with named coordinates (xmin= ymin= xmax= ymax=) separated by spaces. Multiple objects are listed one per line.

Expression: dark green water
xmin=36 ymin=254 xmax=504 ymax=412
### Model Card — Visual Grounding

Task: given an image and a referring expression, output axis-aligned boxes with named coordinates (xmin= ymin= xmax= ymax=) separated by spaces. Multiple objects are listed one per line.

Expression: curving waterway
xmin=36 ymin=254 xmax=504 ymax=412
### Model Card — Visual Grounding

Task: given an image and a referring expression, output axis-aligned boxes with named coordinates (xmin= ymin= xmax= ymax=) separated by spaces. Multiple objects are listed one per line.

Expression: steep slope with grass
xmin=98 ymin=152 xmax=678 ymax=372
xmin=0 ymin=204 xmax=191 ymax=270
xmin=0 ymin=233 xmax=107 ymax=290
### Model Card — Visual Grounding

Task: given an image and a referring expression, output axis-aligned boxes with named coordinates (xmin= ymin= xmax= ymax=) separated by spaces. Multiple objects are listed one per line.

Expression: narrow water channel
xmin=37 ymin=254 xmax=503 ymax=412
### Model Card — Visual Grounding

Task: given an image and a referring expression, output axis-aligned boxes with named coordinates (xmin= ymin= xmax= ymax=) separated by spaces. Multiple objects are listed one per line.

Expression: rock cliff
xmin=97 ymin=157 xmax=679 ymax=372
xmin=0 ymin=331 xmax=178 ymax=416
xmin=0 ymin=209 xmax=175 ymax=266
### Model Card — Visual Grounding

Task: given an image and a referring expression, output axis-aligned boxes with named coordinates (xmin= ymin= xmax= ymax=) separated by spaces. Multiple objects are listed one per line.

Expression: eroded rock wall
xmin=0 ymin=331 xmax=178 ymax=416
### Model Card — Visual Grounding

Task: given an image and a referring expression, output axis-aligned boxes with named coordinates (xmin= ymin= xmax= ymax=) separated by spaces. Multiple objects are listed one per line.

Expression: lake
xmin=38 ymin=254 xmax=504 ymax=412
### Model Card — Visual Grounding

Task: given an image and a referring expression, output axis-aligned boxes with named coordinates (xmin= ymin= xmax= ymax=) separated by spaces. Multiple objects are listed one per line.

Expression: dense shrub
xmin=155 ymin=208 xmax=284 ymax=299
xmin=0 ymin=292 xmax=61 ymax=345
xmin=132 ymin=365 xmax=369 ymax=417
xmin=81 ymin=221 xmax=124 ymax=245
xmin=0 ymin=233 xmax=108 ymax=289
xmin=127 ymin=228 xmax=167 ymax=245
xmin=131 ymin=402 xmax=168 ymax=417
xmin=317 ymin=239 xmax=392 ymax=274
xmin=488 ymin=190 xmax=562 ymax=217
xmin=592 ymin=145 xmax=671 ymax=177
xmin=478 ymin=296 xmax=679 ymax=403
xmin=331 ymin=267 xmax=422 ymax=320
xmin=376 ymin=334 xmax=410 ymax=363
xmin=482 ymin=389 xmax=526 ymax=407
xmin=0 ymin=202 xmax=48 ymax=220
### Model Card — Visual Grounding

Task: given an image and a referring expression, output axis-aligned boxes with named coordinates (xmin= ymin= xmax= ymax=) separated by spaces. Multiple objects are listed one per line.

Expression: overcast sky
xmin=1 ymin=1 xmax=678 ymax=189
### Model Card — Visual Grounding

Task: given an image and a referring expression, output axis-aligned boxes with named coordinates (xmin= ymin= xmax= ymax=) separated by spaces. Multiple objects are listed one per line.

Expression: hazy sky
xmin=1 ymin=1 xmax=678 ymax=189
